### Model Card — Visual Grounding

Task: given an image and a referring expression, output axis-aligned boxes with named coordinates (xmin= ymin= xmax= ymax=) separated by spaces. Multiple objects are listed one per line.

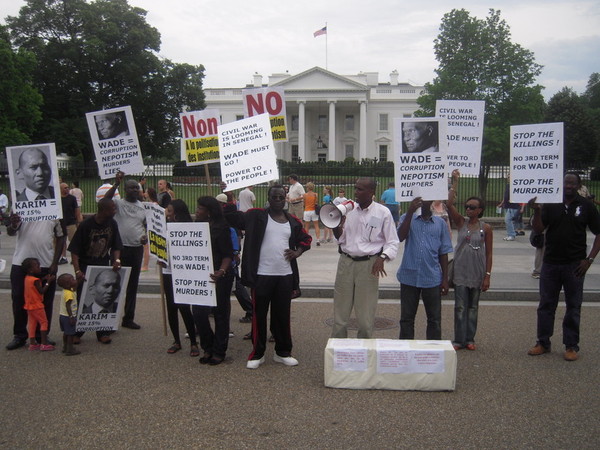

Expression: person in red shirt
xmin=22 ymin=258 xmax=56 ymax=351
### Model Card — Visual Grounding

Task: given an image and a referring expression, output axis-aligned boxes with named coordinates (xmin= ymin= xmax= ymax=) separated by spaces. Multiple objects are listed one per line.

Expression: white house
xmin=204 ymin=67 xmax=424 ymax=162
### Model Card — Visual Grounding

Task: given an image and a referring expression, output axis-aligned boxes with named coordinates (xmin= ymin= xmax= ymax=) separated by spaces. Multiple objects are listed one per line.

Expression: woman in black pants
xmin=162 ymin=200 xmax=199 ymax=357
xmin=193 ymin=196 xmax=234 ymax=366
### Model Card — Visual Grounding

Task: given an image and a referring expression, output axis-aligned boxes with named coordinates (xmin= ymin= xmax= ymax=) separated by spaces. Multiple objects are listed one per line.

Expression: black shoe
xmin=6 ymin=337 xmax=26 ymax=350
xmin=239 ymin=314 xmax=252 ymax=323
xmin=122 ymin=321 xmax=141 ymax=330
xmin=58 ymin=257 xmax=69 ymax=265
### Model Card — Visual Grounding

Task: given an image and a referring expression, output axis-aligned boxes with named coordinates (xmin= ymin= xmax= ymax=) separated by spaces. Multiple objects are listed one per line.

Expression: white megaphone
xmin=319 ymin=200 xmax=355 ymax=228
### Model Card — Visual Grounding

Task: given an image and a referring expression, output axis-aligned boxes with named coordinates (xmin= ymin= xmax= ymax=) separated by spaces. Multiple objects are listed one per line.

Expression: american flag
xmin=313 ymin=26 xmax=327 ymax=37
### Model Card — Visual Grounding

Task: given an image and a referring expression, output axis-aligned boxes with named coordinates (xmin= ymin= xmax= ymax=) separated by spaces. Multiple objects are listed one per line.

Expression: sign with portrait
xmin=393 ymin=118 xmax=449 ymax=202
xmin=76 ymin=266 xmax=131 ymax=332
xmin=510 ymin=122 xmax=564 ymax=204
xmin=436 ymin=100 xmax=485 ymax=176
xmin=218 ymin=113 xmax=279 ymax=191
xmin=144 ymin=202 xmax=167 ymax=265
xmin=167 ymin=222 xmax=216 ymax=306
xmin=242 ymin=87 xmax=288 ymax=142
xmin=6 ymin=143 xmax=62 ymax=222
xmin=180 ymin=109 xmax=220 ymax=166
xmin=85 ymin=105 xmax=144 ymax=179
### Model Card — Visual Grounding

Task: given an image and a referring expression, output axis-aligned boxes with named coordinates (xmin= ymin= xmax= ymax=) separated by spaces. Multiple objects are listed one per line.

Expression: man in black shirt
xmin=528 ymin=173 xmax=600 ymax=361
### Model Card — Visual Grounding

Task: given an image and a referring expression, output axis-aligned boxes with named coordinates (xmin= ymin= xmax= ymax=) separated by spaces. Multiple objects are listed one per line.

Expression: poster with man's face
xmin=76 ymin=266 xmax=131 ymax=332
xmin=6 ymin=143 xmax=62 ymax=222
xmin=85 ymin=105 xmax=144 ymax=180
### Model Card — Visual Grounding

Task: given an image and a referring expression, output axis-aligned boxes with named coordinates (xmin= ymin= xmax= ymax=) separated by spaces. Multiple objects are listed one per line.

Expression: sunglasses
xmin=465 ymin=204 xmax=480 ymax=210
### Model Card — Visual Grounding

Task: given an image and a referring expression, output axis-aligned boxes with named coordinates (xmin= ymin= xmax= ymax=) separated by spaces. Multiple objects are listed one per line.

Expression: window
xmin=379 ymin=114 xmax=388 ymax=131
xmin=236 ymin=115 xmax=244 ymax=121
xmin=291 ymin=115 xmax=299 ymax=131
xmin=403 ymin=113 xmax=412 ymax=118
xmin=292 ymin=145 xmax=299 ymax=162
xmin=318 ymin=115 xmax=327 ymax=132
xmin=345 ymin=115 xmax=355 ymax=131
xmin=379 ymin=144 xmax=388 ymax=162
xmin=345 ymin=144 xmax=354 ymax=158
xmin=318 ymin=153 xmax=327 ymax=162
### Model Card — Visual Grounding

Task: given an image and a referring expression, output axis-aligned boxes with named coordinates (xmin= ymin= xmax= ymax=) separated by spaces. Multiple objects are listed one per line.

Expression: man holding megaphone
xmin=330 ymin=178 xmax=399 ymax=339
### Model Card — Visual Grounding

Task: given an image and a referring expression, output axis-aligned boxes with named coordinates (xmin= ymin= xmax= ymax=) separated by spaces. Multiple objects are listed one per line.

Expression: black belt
xmin=291 ymin=201 xmax=303 ymax=204
xmin=339 ymin=249 xmax=381 ymax=261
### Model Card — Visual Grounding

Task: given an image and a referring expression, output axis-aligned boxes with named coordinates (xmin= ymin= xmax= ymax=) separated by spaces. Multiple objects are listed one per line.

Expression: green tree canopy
xmin=417 ymin=9 xmax=545 ymax=168
xmin=0 ymin=25 xmax=43 ymax=151
xmin=6 ymin=0 xmax=205 ymax=165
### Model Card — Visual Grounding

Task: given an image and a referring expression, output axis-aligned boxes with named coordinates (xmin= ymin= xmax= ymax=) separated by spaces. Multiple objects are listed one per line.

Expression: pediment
xmin=273 ymin=67 xmax=367 ymax=91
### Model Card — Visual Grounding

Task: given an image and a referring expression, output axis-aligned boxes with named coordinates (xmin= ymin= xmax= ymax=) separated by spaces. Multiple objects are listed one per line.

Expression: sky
xmin=2 ymin=0 xmax=598 ymax=99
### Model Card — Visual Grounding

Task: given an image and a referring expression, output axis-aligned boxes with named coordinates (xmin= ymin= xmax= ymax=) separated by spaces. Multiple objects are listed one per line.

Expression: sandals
xmin=199 ymin=352 xmax=212 ymax=364
xmin=190 ymin=345 xmax=200 ymax=357
xmin=167 ymin=343 xmax=181 ymax=354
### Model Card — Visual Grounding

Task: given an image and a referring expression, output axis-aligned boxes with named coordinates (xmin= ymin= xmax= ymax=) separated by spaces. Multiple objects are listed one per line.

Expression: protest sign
xmin=86 ymin=106 xmax=144 ymax=179
xmin=242 ymin=87 xmax=288 ymax=142
xmin=436 ymin=100 xmax=485 ymax=176
xmin=510 ymin=122 xmax=563 ymax=204
xmin=393 ymin=118 xmax=449 ymax=202
xmin=144 ymin=203 xmax=167 ymax=265
xmin=218 ymin=113 xmax=279 ymax=191
xmin=76 ymin=266 xmax=131 ymax=332
xmin=180 ymin=109 xmax=220 ymax=165
xmin=167 ymin=222 xmax=216 ymax=306
xmin=6 ymin=143 xmax=62 ymax=222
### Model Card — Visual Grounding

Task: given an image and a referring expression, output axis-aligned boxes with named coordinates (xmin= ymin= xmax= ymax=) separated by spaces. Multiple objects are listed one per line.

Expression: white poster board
xmin=144 ymin=203 xmax=167 ymax=265
xmin=510 ymin=122 xmax=564 ymax=204
xmin=6 ymin=143 xmax=62 ymax=222
xmin=436 ymin=100 xmax=485 ymax=176
xmin=167 ymin=222 xmax=216 ymax=306
xmin=218 ymin=113 xmax=279 ymax=191
xmin=76 ymin=266 xmax=131 ymax=332
xmin=393 ymin=118 xmax=449 ymax=201
xmin=180 ymin=109 xmax=220 ymax=166
xmin=242 ymin=86 xmax=288 ymax=142
xmin=85 ymin=106 xmax=144 ymax=179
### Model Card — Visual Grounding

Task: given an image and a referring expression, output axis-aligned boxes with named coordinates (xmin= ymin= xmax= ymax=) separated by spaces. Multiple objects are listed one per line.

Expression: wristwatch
xmin=586 ymin=257 xmax=594 ymax=264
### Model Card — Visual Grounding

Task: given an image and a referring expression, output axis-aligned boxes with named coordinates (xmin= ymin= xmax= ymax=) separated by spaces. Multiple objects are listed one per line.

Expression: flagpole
xmin=325 ymin=21 xmax=328 ymax=70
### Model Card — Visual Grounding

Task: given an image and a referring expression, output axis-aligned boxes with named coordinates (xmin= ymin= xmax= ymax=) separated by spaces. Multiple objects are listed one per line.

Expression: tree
xmin=417 ymin=9 xmax=545 ymax=194
xmin=545 ymin=87 xmax=597 ymax=167
xmin=0 ymin=26 xmax=43 ymax=151
xmin=6 ymin=0 xmax=205 ymax=165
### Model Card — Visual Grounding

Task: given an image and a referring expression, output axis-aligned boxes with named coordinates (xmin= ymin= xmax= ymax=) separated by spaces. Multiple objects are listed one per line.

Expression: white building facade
xmin=204 ymin=66 xmax=424 ymax=163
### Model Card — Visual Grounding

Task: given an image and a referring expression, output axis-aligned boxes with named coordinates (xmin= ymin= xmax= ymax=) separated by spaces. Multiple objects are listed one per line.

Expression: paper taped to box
xmin=324 ymin=338 xmax=456 ymax=391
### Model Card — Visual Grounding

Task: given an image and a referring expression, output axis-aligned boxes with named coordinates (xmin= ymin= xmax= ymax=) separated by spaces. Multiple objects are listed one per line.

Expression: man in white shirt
xmin=238 ymin=185 xmax=256 ymax=212
xmin=331 ymin=178 xmax=399 ymax=338
xmin=287 ymin=174 xmax=305 ymax=220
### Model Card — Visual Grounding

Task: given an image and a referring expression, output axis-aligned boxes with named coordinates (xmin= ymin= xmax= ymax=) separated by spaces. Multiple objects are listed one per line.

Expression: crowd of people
xmin=3 ymin=170 xmax=599 ymax=367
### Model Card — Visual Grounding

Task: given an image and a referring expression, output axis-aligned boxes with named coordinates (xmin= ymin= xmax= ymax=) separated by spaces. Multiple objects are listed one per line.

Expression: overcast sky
xmin=2 ymin=0 xmax=598 ymax=99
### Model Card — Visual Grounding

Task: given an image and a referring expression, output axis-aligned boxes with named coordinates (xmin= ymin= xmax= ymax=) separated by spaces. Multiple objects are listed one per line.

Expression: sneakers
xmin=564 ymin=348 xmax=578 ymax=361
xmin=273 ymin=354 xmax=298 ymax=366
xmin=40 ymin=344 xmax=55 ymax=351
xmin=503 ymin=236 xmax=515 ymax=241
xmin=531 ymin=273 xmax=540 ymax=279
xmin=246 ymin=356 xmax=265 ymax=369
xmin=58 ymin=257 xmax=69 ymax=265
xmin=527 ymin=344 xmax=551 ymax=356
xmin=29 ymin=344 xmax=41 ymax=351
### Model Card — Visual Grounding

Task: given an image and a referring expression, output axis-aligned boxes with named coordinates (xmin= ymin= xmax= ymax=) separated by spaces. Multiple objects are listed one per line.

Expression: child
xmin=333 ymin=189 xmax=348 ymax=206
xmin=22 ymin=258 xmax=56 ymax=351
xmin=57 ymin=273 xmax=81 ymax=356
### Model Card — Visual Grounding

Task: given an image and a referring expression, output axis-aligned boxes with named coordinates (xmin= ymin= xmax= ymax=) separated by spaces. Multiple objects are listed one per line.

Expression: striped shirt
xmin=397 ymin=214 xmax=453 ymax=288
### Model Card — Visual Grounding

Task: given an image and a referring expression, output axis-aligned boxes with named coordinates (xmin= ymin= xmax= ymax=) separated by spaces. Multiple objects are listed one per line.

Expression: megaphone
xmin=319 ymin=200 xmax=355 ymax=228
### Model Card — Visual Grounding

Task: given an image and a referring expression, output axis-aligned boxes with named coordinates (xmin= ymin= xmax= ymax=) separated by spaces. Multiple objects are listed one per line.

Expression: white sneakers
xmin=246 ymin=356 xmax=265 ymax=369
xmin=503 ymin=236 xmax=515 ymax=241
xmin=246 ymin=354 xmax=299 ymax=368
xmin=273 ymin=354 xmax=299 ymax=366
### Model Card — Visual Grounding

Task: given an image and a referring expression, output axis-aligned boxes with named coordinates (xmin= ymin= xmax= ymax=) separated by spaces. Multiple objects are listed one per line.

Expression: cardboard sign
xmin=218 ymin=114 xmax=279 ymax=191
xmin=144 ymin=203 xmax=167 ymax=265
xmin=510 ymin=122 xmax=564 ymax=204
xmin=86 ymin=106 xmax=144 ymax=179
xmin=242 ymin=87 xmax=288 ymax=142
xmin=180 ymin=109 xmax=220 ymax=165
xmin=393 ymin=118 xmax=449 ymax=201
xmin=6 ymin=143 xmax=62 ymax=222
xmin=436 ymin=100 xmax=485 ymax=176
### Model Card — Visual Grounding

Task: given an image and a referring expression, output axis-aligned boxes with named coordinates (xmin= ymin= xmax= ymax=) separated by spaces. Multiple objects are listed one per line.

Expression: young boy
xmin=57 ymin=273 xmax=81 ymax=356
xmin=22 ymin=258 xmax=55 ymax=351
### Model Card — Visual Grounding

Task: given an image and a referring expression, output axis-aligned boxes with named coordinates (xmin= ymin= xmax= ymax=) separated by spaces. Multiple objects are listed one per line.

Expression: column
xmin=298 ymin=100 xmax=306 ymax=162
xmin=328 ymin=100 xmax=336 ymax=161
xmin=359 ymin=100 xmax=367 ymax=160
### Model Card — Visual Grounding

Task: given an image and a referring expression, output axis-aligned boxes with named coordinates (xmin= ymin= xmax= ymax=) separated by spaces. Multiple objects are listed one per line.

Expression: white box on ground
xmin=324 ymin=338 xmax=456 ymax=391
